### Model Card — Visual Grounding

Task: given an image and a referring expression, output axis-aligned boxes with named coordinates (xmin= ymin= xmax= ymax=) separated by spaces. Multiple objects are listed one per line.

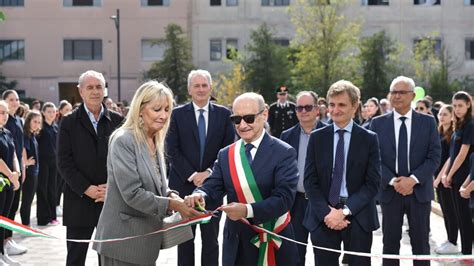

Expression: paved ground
xmin=7 ymin=199 xmax=473 ymax=265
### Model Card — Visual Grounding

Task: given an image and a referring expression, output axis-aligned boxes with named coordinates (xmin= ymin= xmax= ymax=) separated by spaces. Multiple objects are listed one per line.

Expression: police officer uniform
xmin=268 ymin=86 xmax=298 ymax=138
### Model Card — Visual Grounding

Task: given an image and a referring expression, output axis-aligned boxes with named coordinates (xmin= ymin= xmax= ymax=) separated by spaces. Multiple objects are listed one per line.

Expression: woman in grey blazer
xmin=93 ymin=81 xmax=201 ymax=265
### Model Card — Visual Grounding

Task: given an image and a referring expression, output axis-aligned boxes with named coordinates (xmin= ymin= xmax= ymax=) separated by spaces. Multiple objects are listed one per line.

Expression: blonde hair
xmin=111 ymin=80 xmax=174 ymax=169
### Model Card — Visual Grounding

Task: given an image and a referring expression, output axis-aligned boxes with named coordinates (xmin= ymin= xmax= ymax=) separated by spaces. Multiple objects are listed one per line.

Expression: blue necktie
xmin=329 ymin=129 xmax=345 ymax=207
xmin=198 ymin=109 xmax=206 ymax=168
xmin=245 ymin=143 xmax=254 ymax=165
xmin=398 ymin=117 xmax=409 ymax=177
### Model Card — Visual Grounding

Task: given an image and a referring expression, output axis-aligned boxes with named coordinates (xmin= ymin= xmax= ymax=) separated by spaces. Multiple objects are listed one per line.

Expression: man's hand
xmin=191 ymin=171 xmax=210 ymax=187
xmin=221 ymin=202 xmax=247 ymax=221
xmin=324 ymin=206 xmax=349 ymax=230
xmin=184 ymin=193 xmax=206 ymax=210
xmin=394 ymin=177 xmax=416 ymax=196
xmin=84 ymin=185 xmax=102 ymax=200
xmin=94 ymin=184 xmax=107 ymax=203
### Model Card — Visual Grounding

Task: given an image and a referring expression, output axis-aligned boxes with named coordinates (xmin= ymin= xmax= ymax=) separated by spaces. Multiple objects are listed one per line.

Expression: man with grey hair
xmin=57 ymin=70 xmax=123 ymax=265
xmin=370 ymin=76 xmax=440 ymax=266
xmin=166 ymin=69 xmax=235 ymax=266
xmin=185 ymin=92 xmax=299 ymax=265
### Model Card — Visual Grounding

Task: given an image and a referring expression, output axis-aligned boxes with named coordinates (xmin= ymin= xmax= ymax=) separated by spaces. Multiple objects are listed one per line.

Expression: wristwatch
xmin=342 ymin=205 xmax=351 ymax=217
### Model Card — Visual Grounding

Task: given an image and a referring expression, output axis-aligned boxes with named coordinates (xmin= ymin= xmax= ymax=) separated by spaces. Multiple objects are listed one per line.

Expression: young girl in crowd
xmin=361 ymin=97 xmax=382 ymax=129
xmin=37 ymin=102 xmax=59 ymax=226
xmin=433 ymin=105 xmax=459 ymax=254
xmin=442 ymin=91 xmax=474 ymax=255
xmin=1 ymin=90 xmax=27 ymax=256
xmin=20 ymin=111 xmax=42 ymax=226
xmin=0 ymin=100 xmax=21 ymax=265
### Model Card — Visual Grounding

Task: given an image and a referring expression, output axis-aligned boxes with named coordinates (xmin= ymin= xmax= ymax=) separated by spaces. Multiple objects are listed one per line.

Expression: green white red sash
xmin=228 ymin=139 xmax=291 ymax=266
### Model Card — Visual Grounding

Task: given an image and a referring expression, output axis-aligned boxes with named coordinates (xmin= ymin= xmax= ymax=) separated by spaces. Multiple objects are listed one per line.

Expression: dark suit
xmin=280 ymin=120 xmax=326 ymax=266
xmin=370 ymin=111 xmax=441 ymax=266
xmin=268 ymin=102 xmax=298 ymax=137
xmin=303 ymin=123 xmax=381 ymax=266
xmin=166 ymin=102 xmax=234 ymax=266
xmin=57 ymin=104 xmax=123 ymax=266
xmin=197 ymin=132 xmax=299 ymax=266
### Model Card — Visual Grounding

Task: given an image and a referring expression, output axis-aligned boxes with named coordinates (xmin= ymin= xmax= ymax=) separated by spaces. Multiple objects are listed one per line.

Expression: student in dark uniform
xmin=1 ymin=90 xmax=27 ymax=256
xmin=20 ymin=111 xmax=42 ymax=226
xmin=268 ymin=86 xmax=298 ymax=138
xmin=37 ymin=102 xmax=59 ymax=226
xmin=0 ymin=100 xmax=21 ymax=265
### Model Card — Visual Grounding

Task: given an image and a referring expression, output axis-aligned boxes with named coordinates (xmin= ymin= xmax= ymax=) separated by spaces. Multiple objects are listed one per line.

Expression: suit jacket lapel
xmin=387 ymin=112 xmax=396 ymax=152
xmin=139 ymin=143 xmax=162 ymax=195
xmin=346 ymin=125 xmax=360 ymax=191
xmin=251 ymin=133 xmax=272 ymax=178
xmin=291 ymin=126 xmax=301 ymax=154
xmin=157 ymin=153 xmax=168 ymax=196
xmin=78 ymin=105 xmax=97 ymax=138
xmin=410 ymin=112 xmax=420 ymax=156
xmin=186 ymin=103 xmax=200 ymax=145
xmin=325 ymin=125 xmax=334 ymax=181
xmin=205 ymin=103 xmax=216 ymax=148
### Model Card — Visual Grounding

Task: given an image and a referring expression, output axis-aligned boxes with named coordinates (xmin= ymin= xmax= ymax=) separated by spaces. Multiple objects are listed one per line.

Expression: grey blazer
xmin=93 ymin=129 xmax=187 ymax=264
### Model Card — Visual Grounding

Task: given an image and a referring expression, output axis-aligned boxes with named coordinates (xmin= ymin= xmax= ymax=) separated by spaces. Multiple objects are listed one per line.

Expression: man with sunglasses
xmin=370 ymin=76 xmax=440 ymax=266
xmin=185 ymin=92 xmax=299 ymax=265
xmin=268 ymin=86 xmax=298 ymax=138
xmin=166 ymin=69 xmax=235 ymax=266
xmin=280 ymin=91 xmax=326 ymax=266
xmin=304 ymin=80 xmax=382 ymax=266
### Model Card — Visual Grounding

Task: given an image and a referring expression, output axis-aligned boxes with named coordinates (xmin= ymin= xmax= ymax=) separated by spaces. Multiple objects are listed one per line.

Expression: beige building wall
xmin=0 ymin=0 xmax=189 ymax=103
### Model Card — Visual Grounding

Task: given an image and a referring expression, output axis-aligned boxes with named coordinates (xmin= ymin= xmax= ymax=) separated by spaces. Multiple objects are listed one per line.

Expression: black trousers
xmin=20 ymin=172 xmax=37 ymax=225
xmin=310 ymin=218 xmax=372 ymax=266
xmin=436 ymin=185 xmax=458 ymax=245
xmin=452 ymin=183 xmax=473 ymax=254
xmin=5 ymin=179 xmax=21 ymax=239
xmin=37 ymin=157 xmax=57 ymax=225
xmin=177 ymin=213 xmax=220 ymax=266
xmin=290 ymin=192 xmax=309 ymax=266
xmin=56 ymin=172 xmax=64 ymax=206
xmin=66 ymin=226 xmax=101 ymax=266
xmin=382 ymin=193 xmax=430 ymax=266
xmin=0 ymin=187 xmax=14 ymax=253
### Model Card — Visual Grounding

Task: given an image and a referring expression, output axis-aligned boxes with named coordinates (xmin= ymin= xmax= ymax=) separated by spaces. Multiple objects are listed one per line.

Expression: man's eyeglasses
xmin=390 ymin=90 xmax=413 ymax=96
xmin=230 ymin=110 xmax=264 ymax=125
xmin=296 ymin=105 xmax=317 ymax=113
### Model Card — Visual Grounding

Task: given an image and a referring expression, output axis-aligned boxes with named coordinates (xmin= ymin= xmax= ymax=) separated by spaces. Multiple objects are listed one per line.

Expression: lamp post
xmin=110 ymin=9 xmax=121 ymax=102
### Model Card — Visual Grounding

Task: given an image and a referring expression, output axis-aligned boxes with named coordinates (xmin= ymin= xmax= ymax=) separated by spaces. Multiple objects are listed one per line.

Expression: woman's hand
xmin=169 ymin=198 xmax=201 ymax=219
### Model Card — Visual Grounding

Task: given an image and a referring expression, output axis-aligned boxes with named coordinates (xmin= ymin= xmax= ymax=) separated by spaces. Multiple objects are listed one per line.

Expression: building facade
xmin=0 ymin=0 xmax=473 ymax=103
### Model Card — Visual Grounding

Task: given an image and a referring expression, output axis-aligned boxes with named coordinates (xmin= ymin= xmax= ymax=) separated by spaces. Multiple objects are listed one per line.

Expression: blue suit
xmin=197 ymin=133 xmax=299 ymax=266
xmin=303 ymin=123 xmax=381 ymax=266
xmin=166 ymin=102 xmax=235 ymax=266
xmin=370 ymin=111 xmax=441 ymax=266
xmin=280 ymin=120 xmax=326 ymax=266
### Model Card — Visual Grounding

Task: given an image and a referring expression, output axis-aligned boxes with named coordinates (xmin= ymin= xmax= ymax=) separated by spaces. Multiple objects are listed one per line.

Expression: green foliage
xmin=144 ymin=23 xmax=194 ymax=103
xmin=289 ymin=0 xmax=361 ymax=97
xmin=0 ymin=11 xmax=5 ymax=22
xmin=242 ymin=23 xmax=291 ymax=102
xmin=358 ymin=31 xmax=402 ymax=100
xmin=214 ymin=62 xmax=246 ymax=107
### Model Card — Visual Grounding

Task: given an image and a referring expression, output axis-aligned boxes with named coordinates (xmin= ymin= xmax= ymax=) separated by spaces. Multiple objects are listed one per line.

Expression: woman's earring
xmin=139 ymin=116 xmax=144 ymax=127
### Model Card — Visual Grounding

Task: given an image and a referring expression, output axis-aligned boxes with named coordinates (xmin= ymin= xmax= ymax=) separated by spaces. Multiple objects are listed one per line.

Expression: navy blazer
xmin=303 ymin=123 xmax=381 ymax=233
xmin=197 ymin=133 xmax=299 ymax=265
xmin=369 ymin=111 xmax=441 ymax=204
xmin=280 ymin=121 xmax=327 ymax=154
xmin=166 ymin=102 xmax=235 ymax=197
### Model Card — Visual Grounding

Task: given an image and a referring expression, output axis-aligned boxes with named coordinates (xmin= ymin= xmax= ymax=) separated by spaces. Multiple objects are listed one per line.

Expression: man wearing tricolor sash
xmin=185 ymin=92 xmax=299 ymax=266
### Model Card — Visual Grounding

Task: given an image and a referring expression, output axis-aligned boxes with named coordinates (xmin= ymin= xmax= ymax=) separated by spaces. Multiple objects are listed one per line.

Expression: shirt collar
xmin=393 ymin=108 xmax=413 ymax=121
xmin=278 ymin=101 xmax=288 ymax=108
xmin=247 ymin=129 xmax=266 ymax=150
xmin=193 ymin=101 xmax=209 ymax=113
xmin=333 ymin=120 xmax=354 ymax=134
xmin=83 ymin=104 xmax=104 ymax=121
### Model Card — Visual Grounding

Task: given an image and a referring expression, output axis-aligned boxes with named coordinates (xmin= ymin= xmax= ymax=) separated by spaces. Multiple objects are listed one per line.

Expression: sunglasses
xmin=278 ymin=92 xmax=287 ymax=96
xmin=296 ymin=105 xmax=317 ymax=112
xmin=230 ymin=110 xmax=264 ymax=125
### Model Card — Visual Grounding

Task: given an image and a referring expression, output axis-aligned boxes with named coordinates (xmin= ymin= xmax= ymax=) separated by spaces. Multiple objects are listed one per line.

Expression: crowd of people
xmin=0 ymin=68 xmax=473 ymax=266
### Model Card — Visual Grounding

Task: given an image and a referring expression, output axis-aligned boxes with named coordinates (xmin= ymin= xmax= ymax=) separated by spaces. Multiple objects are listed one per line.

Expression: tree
xmin=289 ymin=0 xmax=361 ymax=96
xmin=214 ymin=62 xmax=246 ymax=107
xmin=145 ymin=23 xmax=194 ymax=102
xmin=242 ymin=23 xmax=291 ymax=102
xmin=358 ymin=31 xmax=402 ymax=100
xmin=0 ymin=70 xmax=18 ymax=93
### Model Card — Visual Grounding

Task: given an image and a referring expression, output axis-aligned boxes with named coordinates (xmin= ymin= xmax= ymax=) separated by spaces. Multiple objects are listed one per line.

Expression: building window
xmin=64 ymin=39 xmax=102 ymax=61
xmin=414 ymin=0 xmax=440 ymax=5
xmin=227 ymin=0 xmax=238 ymax=6
xmin=466 ymin=39 xmax=474 ymax=60
xmin=0 ymin=40 xmax=25 ymax=61
xmin=63 ymin=0 xmax=101 ymax=6
xmin=464 ymin=0 xmax=474 ymax=5
xmin=141 ymin=39 xmax=166 ymax=61
xmin=141 ymin=0 xmax=170 ymax=6
xmin=262 ymin=0 xmax=290 ymax=6
xmin=211 ymin=0 xmax=221 ymax=6
xmin=226 ymin=39 xmax=238 ymax=59
xmin=413 ymin=38 xmax=442 ymax=56
xmin=361 ymin=0 xmax=389 ymax=5
xmin=0 ymin=0 xmax=24 ymax=6
xmin=210 ymin=40 xmax=222 ymax=61
xmin=273 ymin=39 xmax=290 ymax=47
